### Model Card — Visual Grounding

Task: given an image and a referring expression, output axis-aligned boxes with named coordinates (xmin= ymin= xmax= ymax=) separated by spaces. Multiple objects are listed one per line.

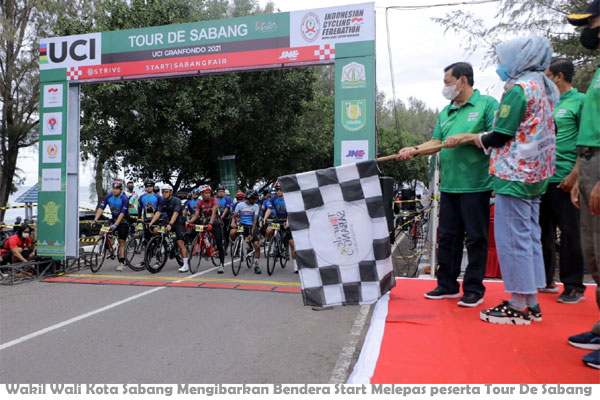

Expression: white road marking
xmin=329 ymin=304 xmax=370 ymax=383
xmin=0 ymin=265 xmax=221 ymax=351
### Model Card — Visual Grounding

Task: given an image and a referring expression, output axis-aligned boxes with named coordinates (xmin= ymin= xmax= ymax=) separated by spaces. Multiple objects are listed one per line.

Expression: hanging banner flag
xmin=279 ymin=160 xmax=395 ymax=307
xmin=218 ymin=155 xmax=237 ymax=195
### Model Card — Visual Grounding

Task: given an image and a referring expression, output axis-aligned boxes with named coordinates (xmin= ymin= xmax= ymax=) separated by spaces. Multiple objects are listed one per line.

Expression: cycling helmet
xmin=153 ymin=186 xmax=160 ymax=193
xmin=162 ymin=184 xmax=173 ymax=192
xmin=199 ymin=184 xmax=211 ymax=193
xmin=192 ymin=188 xmax=202 ymax=195
xmin=144 ymin=178 xmax=154 ymax=187
xmin=245 ymin=190 xmax=259 ymax=200
xmin=269 ymin=188 xmax=277 ymax=195
xmin=235 ymin=191 xmax=245 ymax=199
xmin=112 ymin=180 xmax=123 ymax=189
xmin=274 ymin=181 xmax=281 ymax=190
xmin=216 ymin=184 xmax=225 ymax=191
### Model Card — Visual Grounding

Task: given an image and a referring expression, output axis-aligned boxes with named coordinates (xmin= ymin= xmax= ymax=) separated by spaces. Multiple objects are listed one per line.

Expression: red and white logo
xmin=279 ymin=50 xmax=300 ymax=60
xmin=301 ymin=13 xmax=320 ymax=42
xmin=67 ymin=66 xmax=82 ymax=80
xmin=314 ymin=44 xmax=335 ymax=60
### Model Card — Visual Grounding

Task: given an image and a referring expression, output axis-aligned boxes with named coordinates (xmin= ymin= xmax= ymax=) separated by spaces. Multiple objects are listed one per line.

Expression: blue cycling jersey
xmin=233 ymin=201 xmax=259 ymax=226
xmin=217 ymin=196 xmax=233 ymax=217
xmin=99 ymin=193 xmax=129 ymax=220
xmin=139 ymin=193 xmax=163 ymax=219
xmin=267 ymin=196 xmax=287 ymax=219
xmin=185 ymin=198 xmax=199 ymax=214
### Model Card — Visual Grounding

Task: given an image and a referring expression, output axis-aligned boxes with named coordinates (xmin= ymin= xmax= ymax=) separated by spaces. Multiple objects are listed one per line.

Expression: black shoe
xmin=457 ymin=293 xmax=483 ymax=307
xmin=424 ymin=287 xmax=460 ymax=300
xmin=254 ymin=265 xmax=261 ymax=274
xmin=480 ymin=301 xmax=531 ymax=325
xmin=557 ymin=289 xmax=585 ymax=304
xmin=527 ymin=304 xmax=542 ymax=322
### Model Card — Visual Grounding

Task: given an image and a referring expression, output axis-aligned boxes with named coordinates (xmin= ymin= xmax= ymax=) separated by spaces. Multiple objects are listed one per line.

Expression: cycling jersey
xmin=157 ymin=196 xmax=185 ymax=223
xmin=125 ymin=190 xmax=139 ymax=216
xmin=217 ymin=196 xmax=233 ymax=217
xmin=139 ymin=193 xmax=163 ymax=219
xmin=99 ymin=193 xmax=129 ymax=220
xmin=267 ymin=196 xmax=287 ymax=219
xmin=195 ymin=197 xmax=220 ymax=222
xmin=184 ymin=198 xmax=200 ymax=215
xmin=233 ymin=201 xmax=259 ymax=226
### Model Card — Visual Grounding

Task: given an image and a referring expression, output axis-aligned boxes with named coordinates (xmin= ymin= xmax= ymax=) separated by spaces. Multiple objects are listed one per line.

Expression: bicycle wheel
xmin=145 ymin=236 xmax=167 ymax=274
xmin=245 ymin=239 xmax=254 ymax=269
xmin=125 ymin=233 xmax=146 ymax=271
xmin=230 ymin=236 xmax=243 ymax=276
xmin=90 ymin=235 xmax=107 ymax=273
xmin=266 ymin=239 xmax=277 ymax=276
xmin=279 ymin=239 xmax=289 ymax=269
xmin=188 ymin=236 xmax=203 ymax=274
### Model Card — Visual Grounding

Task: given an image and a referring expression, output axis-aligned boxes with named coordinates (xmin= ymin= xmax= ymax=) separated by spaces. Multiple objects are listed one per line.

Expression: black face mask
xmin=581 ymin=26 xmax=600 ymax=50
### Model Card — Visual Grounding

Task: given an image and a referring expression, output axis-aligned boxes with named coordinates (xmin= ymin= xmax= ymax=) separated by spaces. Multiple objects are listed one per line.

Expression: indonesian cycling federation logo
xmin=42 ymin=201 xmax=61 ymax=226
xmin=301 ymin=12 xmax=320 ymax=42
xmin=341 ymin=62 xmax=366 ymax=89
xmin=341 ymin=100 xmax=366 ymax=132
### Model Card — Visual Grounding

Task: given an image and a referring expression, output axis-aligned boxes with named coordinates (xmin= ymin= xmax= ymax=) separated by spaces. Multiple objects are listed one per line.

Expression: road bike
xmin=90 ymin=223 xmax=118 ymax=273
xmin=124 ymin=221 xmax=147 ymax=271
xmin=144 ymin=225 xmax=187 ymax=274
xmin=187 ymin=224 xmax=220 ymax=274
xmin=229 ymin=225 xmax=256 ymax=276
xmin=266 ymin=222 xmax=289 ymax=276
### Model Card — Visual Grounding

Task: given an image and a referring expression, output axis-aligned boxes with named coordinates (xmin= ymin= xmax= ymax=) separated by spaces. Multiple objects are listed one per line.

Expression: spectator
xmin=445 ymin=36 xmax=559 ymax=325
xmin=397 ymin=62 xmax=499 ymax=307
xmin=538 ymin=57 xmax=587 ymax=303
xmin=12 ymin=216 xmax=22 ymax=232
xmin=566 ymin=0 xmax=600 ymax=370
xmin=1 ymin=225 xmax=36 ymax=264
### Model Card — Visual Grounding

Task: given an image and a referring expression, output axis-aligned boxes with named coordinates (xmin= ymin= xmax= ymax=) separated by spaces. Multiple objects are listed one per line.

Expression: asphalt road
xmin=0 ymin=253 xmax=371 ymax=383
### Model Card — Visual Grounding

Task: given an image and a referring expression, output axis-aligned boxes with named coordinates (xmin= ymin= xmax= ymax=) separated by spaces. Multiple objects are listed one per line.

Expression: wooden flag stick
xmin=376 ymin=143 xmax=444 ymax=162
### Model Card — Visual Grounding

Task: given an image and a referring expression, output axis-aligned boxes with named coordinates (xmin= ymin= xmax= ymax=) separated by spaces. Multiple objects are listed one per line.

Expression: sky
xmin=15 ymin=0 xmax=565 ymax=192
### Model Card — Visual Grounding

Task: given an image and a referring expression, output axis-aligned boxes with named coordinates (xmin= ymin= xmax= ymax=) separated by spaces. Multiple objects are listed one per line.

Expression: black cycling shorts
xmin=234 ymin=224 xmax=259 ymax=243
xmin=171 ymin=221 xmax=186 ymax=242
xmin=111 ymin=220 xmax=130 ymax=240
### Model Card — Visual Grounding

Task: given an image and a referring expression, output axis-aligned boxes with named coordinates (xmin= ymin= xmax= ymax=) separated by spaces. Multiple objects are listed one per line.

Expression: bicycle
xmin=90 ymin=223 xmax=118 ymax=273
xmin=266 ymin=222 xmax=289 ymax=276
xmin=124 ymin=221 xmax=147 ymax=271
xmin=229 ymin=225 xmax=256 ymax=276
xmin=187 ymin=224 xmax=221 ymax=274
xmin=144 ymin=225 xmax=186 ymax=274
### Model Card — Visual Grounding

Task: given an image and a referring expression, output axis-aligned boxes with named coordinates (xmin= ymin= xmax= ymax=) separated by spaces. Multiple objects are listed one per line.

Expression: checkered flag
xmin=314 ymin=44 xmax=335 ymax=60
xmin=67 ymin=67 xmax=82 ymax=80
xmin=280 ymin=160 xmax=395 ymax=307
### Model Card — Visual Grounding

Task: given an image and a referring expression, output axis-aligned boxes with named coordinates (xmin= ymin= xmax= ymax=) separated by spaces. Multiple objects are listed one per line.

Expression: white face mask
xmin=22 ymin=233 xmax=30 ymax=238
xmin=442 ymin=83 xmax=460 ymax=100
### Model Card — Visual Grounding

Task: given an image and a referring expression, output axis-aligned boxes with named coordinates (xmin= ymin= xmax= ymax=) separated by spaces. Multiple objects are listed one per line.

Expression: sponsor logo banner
xmin=42 ymin=112 xmax=62 ymax=136
xmin=41 ymin=168 xmax=62 ymax=191
xmin=290 ymin=3 xmax=374 ymax=47
xmin=42 ymin=140 xmax=62 ymax=164
xmin=39 ymin=33 xmax=101 ymax=70
xmin=341 ymin=140 xmax=369 ymax=165
xmin=42 ymin=84 xmax=63 ymax=108
xmin=341 ymin=99 xmax=366 ymax=132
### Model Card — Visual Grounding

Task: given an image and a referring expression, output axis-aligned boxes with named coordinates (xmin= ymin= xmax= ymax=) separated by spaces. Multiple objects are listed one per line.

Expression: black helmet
xmin=245 ymin=190 xmax=259 ymax=200
xmin=144 ymin=178 xmax=154 ymax=187
xmin=153 ymin=185 xmax=160 ymax=194
xmin=216 ymin=184 xmax=226 ymax=191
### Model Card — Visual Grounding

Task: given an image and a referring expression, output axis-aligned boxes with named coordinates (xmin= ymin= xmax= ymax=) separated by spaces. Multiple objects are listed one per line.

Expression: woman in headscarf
xmin=445 ymin=36 xmax=560 ymax=325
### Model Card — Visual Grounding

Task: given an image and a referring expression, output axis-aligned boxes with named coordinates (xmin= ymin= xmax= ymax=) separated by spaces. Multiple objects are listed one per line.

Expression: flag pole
xmin=376 ymin=144 xmax=444 ymax=162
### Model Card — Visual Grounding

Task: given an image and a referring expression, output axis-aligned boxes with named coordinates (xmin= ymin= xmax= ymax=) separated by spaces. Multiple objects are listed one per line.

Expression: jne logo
xmin=346 ymin=149 xmax=366 ymax=159
xmin=40 ymin=33 xmax=101 ymax=70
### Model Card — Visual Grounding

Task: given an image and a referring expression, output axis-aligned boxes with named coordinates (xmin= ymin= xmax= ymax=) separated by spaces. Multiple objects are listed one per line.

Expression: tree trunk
xmin=94 ymin=153 xmax=108 ymax=205
xmin=0 ymin=142 xmax=20 ymax=221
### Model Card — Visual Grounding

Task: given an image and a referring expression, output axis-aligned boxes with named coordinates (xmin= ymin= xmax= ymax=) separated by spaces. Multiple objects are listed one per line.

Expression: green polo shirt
xmin=577 ymin=64 xmax=600 ymax=148
xmin=551 ymin=88 xmax=586 ymax=183
xmin=432 ymin=89 xmax=498 ymax=193
xmin=492 ymin=85 xmax=548 ymax=198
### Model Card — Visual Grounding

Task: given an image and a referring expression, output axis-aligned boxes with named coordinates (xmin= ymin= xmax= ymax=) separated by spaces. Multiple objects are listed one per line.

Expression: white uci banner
xmin=290 ymin=3 xmax=375 ymax=48
xmin=280 ymin=160 xmax=395 ymax=307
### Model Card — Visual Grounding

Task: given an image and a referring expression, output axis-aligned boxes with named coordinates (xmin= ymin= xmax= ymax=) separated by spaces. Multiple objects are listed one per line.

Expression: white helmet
xmin=162 ymin=184 xmax=173 ymax=192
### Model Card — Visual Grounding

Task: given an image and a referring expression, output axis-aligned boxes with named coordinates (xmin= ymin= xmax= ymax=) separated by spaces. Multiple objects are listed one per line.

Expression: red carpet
xmin=372 ymin=278 xmax=600 ymax=383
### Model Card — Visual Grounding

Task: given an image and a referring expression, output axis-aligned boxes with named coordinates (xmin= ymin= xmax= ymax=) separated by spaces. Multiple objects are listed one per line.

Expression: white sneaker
xmin=294 ymin=265 xmax=298 ymax=273
xmin=217 ymin=265 xmax=224 ymax=274
xmin=116 ymin=264 xmax=125 ymax=271
xmin=178 ymin=265 xmax=189 ymax=273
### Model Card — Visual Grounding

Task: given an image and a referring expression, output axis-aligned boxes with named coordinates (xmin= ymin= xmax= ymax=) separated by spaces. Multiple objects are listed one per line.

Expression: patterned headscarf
xmin=495 ymin=36 xmax=560 ymax=105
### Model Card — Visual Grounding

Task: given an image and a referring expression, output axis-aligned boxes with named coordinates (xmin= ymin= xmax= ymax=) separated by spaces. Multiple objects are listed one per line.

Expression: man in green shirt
xmin=397 ymin=62 xmax=498 ymax=307
xmin=539 ymin=58 xmax=586 ymax=302
xmin=566 ymin=0 xmax=600 ymax=370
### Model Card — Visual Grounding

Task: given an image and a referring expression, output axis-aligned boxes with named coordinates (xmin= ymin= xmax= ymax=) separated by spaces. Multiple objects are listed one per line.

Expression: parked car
xmin=79 ymin=211 xmax=108 ymax=237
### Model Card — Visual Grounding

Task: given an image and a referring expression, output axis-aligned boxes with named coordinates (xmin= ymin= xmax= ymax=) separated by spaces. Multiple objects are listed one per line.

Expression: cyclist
xmin=234 ymin=191 xmax=245 ymax=206
xmin=216 ymin=184 xmax=233 ymax=254
xmin=184 ymin=188 xmax=201 ymax=218
xmin=189 ymin=185 xmax=226 ymax=273
xmin=93 ymin=180 xmax=130 ymax=271
xmin=262 ymin=182 xmax=298 ymax=273
xmin=139 ymin=179 xmax=164 ymax=246
xmin=125 ymin=180 xmax=139 ymax=220
xmin=147 ymin=184 xmax=189 ymax=273
xmin=230 ymin=190 xmax=261 ymax=274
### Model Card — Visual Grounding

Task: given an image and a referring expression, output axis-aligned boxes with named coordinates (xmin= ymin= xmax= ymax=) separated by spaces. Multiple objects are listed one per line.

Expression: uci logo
xmin=40 ymin=33 xmax=101 ymax=70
